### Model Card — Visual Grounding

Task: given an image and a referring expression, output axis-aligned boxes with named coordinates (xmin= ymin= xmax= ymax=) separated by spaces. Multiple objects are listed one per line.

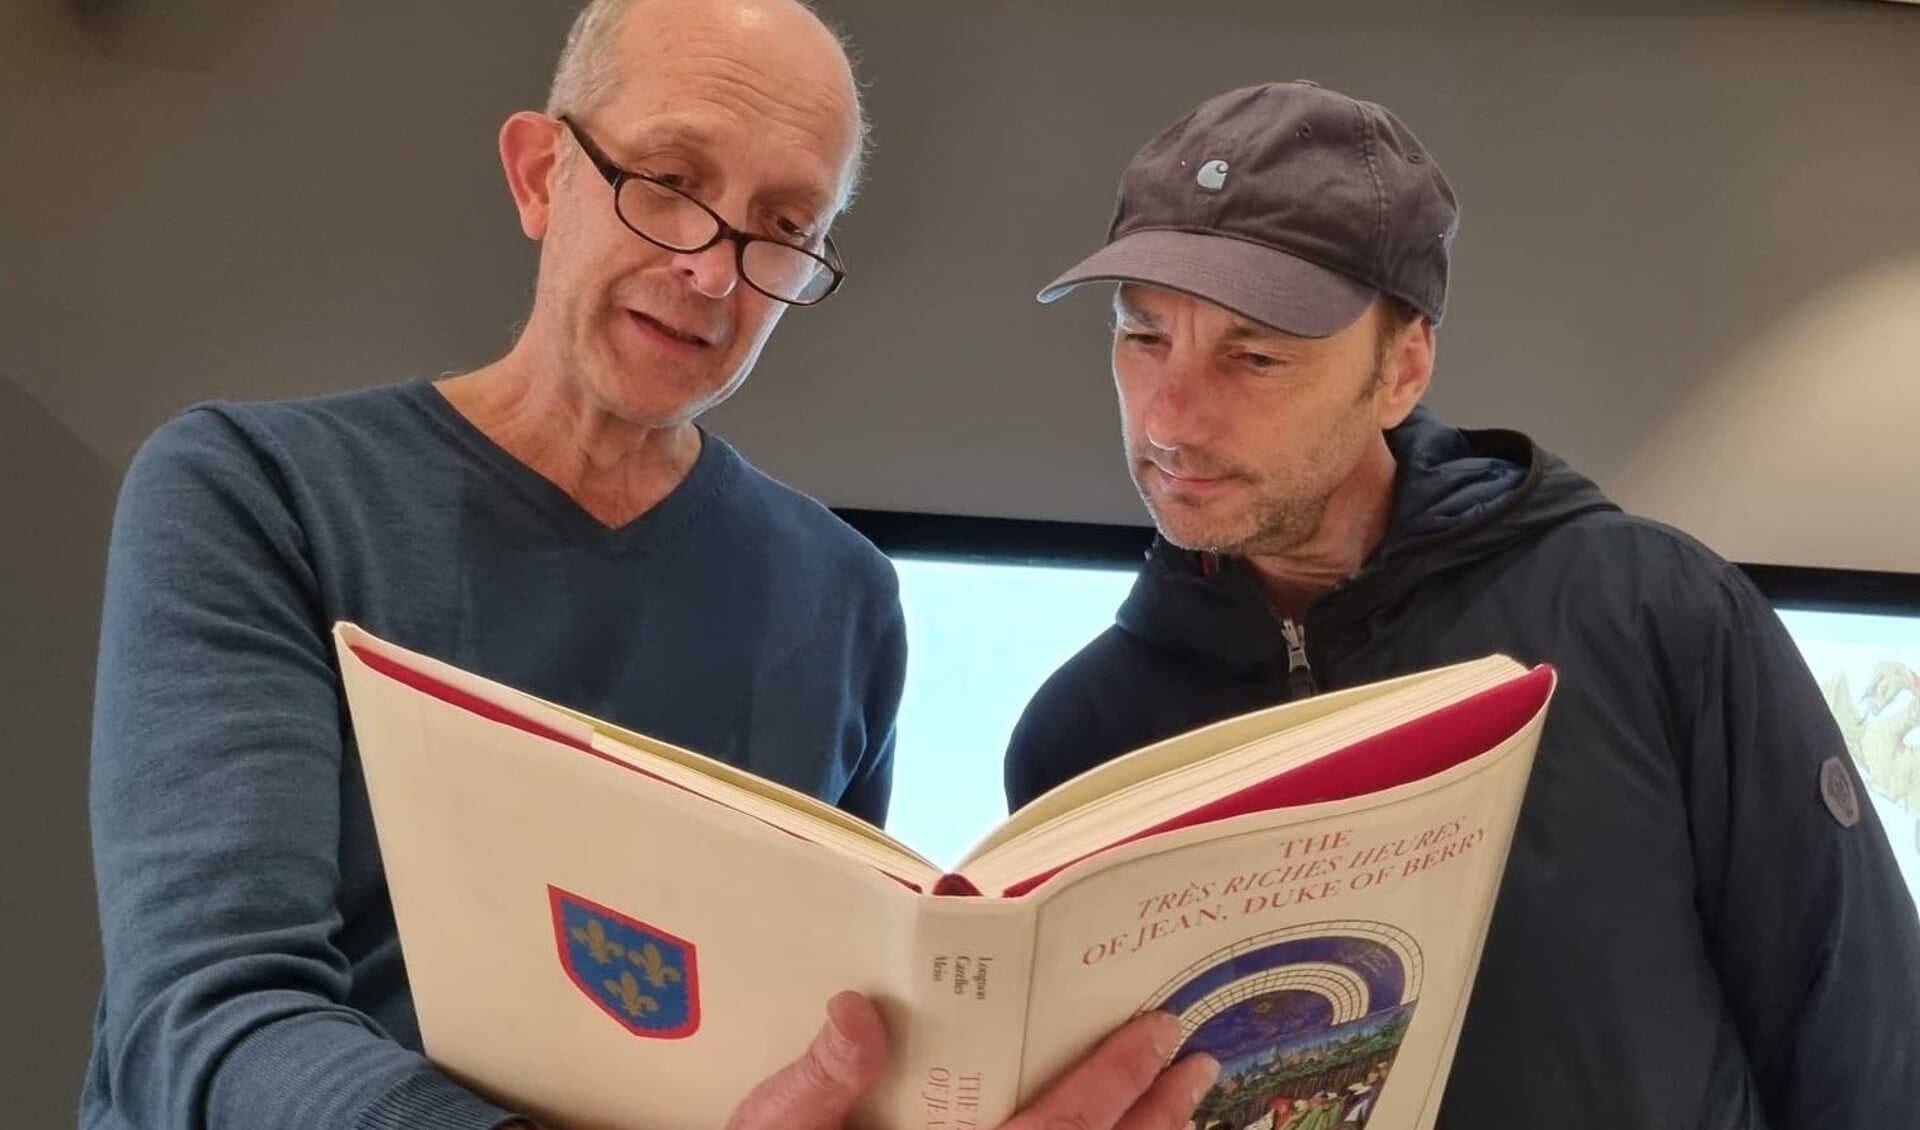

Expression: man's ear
xmin=1378 ymin=317 xmax=1435 ymax=428
xmin=500 ymin=111 xmax=564 ymax=241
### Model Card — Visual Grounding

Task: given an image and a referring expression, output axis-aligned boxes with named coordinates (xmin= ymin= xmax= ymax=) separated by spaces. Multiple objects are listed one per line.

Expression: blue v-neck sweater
xmin=82 ymin=378 xmax=905 ymax=1129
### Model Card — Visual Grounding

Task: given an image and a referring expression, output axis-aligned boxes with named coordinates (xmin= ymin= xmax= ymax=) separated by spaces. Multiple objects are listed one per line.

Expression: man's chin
xmin=585 ymin=355 xmax=734 ymax=423
xmin=1141 ymin=504 xmax=1252 ymax=556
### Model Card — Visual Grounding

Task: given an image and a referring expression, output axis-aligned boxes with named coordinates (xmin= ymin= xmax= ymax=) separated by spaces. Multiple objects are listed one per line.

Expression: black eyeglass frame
xmin=557 ymin=114 xmax=846 ymax=306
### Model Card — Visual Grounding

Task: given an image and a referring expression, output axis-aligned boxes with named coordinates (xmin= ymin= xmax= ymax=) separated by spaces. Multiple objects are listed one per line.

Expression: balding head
xmin=547 ymin=0 xmax=868 ymax=205
xmin=494 ymin=0 xmax=867 ymax=437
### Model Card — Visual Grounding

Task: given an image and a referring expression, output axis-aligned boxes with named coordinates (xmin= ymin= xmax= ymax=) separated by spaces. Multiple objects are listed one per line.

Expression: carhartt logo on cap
xmin=1196 ymin=159 xmax=1229 ymax=191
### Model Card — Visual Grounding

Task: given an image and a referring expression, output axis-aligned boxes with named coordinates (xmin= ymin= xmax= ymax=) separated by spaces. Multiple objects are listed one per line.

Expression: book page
xmin=965 ymin=660 xmax=1537 ymax=896
xmin=560 ymin=701 xmax=932 ymax=867
xmin=1011 ymin=701 xmax=1545 ymax=1130
xmin=339 ymin=631 xmax=946 ymax=1130
xmin=962 ymin=664 xmax=1467 ymax=866
xmin=339 ymin=623 xmax=940 ymax=883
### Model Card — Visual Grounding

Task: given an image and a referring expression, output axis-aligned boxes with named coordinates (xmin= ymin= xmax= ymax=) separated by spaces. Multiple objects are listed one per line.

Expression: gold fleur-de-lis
xmin=602 ymin=970 xmax=660 ymax=1018
xmin=571 ymin=918 xmax=626 ymax=965
xmin=630 ymin=942 xmax=684 ymax=990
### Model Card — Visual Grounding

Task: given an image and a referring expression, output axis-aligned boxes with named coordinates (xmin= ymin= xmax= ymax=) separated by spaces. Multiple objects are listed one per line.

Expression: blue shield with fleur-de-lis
xmin=548 ymin=886 xmax=700 ymax=1039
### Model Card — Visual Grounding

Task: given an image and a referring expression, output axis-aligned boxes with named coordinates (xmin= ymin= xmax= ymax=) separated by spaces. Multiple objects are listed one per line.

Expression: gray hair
xmin=545 ymin=0 xmax=872 ymax=204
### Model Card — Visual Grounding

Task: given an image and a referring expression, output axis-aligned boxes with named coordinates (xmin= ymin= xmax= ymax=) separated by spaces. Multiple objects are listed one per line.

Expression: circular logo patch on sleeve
xmin=1819 ymin=756 xmax=1861 ymax=828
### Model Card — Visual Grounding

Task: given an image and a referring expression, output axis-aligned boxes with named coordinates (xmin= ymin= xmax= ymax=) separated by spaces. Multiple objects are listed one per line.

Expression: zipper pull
xmin=1281 ymin=617 xmax=1319 ymax=699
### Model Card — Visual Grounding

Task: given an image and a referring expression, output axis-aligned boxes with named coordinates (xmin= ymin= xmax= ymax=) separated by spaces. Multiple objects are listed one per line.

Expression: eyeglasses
xmin=558 ymin=115 xmax=845 ymax=306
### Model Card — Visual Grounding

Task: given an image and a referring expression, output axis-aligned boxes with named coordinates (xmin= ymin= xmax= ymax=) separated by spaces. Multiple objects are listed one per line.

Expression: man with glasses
xmin=81 ymin=1 xmax=1215 ymax=1128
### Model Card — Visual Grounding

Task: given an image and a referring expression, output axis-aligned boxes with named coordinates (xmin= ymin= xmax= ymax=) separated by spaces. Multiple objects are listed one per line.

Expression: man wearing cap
xmin=1008 ymin=80 xmax=1920 ymax=1128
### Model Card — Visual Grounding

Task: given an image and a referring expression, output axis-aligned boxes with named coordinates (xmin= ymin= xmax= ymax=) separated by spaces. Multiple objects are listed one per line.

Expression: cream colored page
xmin=341 ymin=644 xmax=937 ymax=1130
xmin=1013 ymin=713 xmax=1543 ymax=1130
xmin=337 ymin=622 xmax=931 ymax=873
xmin=583 ymin=729 xmax=940 ymax=883
xmin=570 ymin=703 xmax=930 ymax=868
xmin=962 ymin=664 xmax=1469 ymax=866
xmin=963 ymin=661 xmax=1524 ymax=893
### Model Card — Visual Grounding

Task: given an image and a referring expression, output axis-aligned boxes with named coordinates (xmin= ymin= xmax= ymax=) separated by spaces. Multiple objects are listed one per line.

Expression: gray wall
xmin=3 ymin=0 xmax=1917 ymax=1124
xmin=0 ymin=376 xmax=116 ymax=1118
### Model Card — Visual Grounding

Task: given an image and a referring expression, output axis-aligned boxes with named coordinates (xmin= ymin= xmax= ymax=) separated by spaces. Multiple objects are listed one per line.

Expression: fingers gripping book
xmin=333 ymin=623 xmax=1555 ymax=1130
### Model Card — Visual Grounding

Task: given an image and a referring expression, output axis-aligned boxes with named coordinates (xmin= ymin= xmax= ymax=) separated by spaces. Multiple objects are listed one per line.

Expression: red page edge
xmin=994 ymin=664 xmax=1556 ymax=898
xmin=347 ymin=643 xmax=927 ymax=894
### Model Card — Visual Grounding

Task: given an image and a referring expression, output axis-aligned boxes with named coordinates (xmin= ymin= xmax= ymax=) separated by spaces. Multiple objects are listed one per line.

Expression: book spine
xmin=866 ymin=898 xmax=1037 ymax=1130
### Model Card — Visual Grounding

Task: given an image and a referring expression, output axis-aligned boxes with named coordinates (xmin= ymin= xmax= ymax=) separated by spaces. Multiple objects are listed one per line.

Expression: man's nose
xmin=671 ymin=240 xmax=740 ymax=300
xmin=1142 ymin=363 xmax=1212 ymax=450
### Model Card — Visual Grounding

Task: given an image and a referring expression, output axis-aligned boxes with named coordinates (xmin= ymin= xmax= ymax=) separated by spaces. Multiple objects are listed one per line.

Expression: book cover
xmin=333 ymin=623 xmax=1553 ymax=1130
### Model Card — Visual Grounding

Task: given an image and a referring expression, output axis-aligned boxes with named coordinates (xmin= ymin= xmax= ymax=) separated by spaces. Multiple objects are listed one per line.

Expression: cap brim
xmin=1037 ymin=230 xmax=1375 ymax=338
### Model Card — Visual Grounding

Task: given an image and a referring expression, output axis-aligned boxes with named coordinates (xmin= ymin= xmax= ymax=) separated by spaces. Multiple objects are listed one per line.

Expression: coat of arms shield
xmin=549 ymin=886 xmax=700 ymax=1039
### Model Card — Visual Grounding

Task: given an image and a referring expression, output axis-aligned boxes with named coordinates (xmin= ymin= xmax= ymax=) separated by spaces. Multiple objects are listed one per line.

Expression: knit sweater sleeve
xmin=87 ymin=407 xmax=523 ymax=1130
xmin=837 ymin=587 xmax=905 ymax=828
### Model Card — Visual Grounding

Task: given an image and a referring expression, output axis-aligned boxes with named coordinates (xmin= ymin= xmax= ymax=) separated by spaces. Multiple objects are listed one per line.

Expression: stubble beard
xmin=1130 ymin=355 xmax=1387 ymax=559
xmin=1134 ymin=464 xmax=1335 ymax=558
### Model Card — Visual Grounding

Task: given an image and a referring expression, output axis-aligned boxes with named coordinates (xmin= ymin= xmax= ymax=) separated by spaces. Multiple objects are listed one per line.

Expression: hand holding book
xmin=505 ymin=993 xmax=1221 ymax=1130
xmin=721 ymin=993 xmax=1218 ymax=1130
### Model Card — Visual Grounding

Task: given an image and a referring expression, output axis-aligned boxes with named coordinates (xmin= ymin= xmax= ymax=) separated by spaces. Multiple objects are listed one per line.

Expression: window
xmin=887 ymin=556 xmax=1136 ymax=869
xmin=1776 ymin=606 xmax=1920 ymax=908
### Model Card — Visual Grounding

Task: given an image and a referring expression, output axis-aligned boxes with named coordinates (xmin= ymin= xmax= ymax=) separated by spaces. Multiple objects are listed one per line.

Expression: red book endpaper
xmin=991 ymin=665 xmax=1555 ymax=899
xmin=348 ymin=644 xmax=926 ymax=893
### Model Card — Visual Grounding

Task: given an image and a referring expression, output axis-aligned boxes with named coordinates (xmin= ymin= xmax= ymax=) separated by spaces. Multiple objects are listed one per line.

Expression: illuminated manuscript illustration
xmin=1143 ymin=921 xmax=1420 ymax=1130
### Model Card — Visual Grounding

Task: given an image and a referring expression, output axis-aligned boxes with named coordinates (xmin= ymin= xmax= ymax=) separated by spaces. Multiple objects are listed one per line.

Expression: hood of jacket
xmin=1113 ymin=405 xmax=1619 ymax=675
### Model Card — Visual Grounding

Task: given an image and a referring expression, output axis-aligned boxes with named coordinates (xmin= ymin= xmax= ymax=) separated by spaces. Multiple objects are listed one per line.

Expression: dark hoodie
xmin=1006 ymin=407 xmax=1920 ymax=1130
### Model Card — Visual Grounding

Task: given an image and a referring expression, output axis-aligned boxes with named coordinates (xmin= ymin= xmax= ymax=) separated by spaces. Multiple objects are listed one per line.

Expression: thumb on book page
xmin=724 ymin=991 xmax=889 ymax=1130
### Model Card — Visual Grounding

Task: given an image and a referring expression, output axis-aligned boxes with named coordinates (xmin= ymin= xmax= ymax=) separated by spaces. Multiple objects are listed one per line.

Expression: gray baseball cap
xmin=1039 ymin=81 xmax=1459 ymax=337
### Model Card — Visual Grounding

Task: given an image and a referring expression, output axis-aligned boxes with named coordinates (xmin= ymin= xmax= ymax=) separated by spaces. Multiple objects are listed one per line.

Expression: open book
xmin=334 ymin=623 xmax=1555 ymax=1130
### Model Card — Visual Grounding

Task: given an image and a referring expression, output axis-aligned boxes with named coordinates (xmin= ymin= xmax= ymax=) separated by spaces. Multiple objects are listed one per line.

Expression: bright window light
xmin=887 ymin=557 xmax=1137 ymax=870
xmin=1775 ymin=607 xmax=1920 ymax=912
